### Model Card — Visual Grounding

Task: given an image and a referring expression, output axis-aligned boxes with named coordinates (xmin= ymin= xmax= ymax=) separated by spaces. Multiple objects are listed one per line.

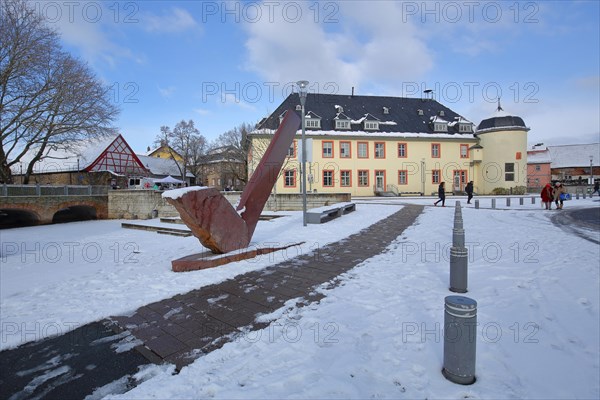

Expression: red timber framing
xmin=85 ymin=135 xmax=148 ymax=176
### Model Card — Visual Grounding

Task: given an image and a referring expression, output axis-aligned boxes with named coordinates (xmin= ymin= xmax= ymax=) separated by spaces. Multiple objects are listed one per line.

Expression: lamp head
xmin=296 ymin=80 xmax=309 ymax=97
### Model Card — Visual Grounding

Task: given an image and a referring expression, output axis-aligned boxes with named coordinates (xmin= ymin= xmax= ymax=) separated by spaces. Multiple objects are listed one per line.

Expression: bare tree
xmin=154 ymin=120 xmax=207 ymax=182
xmin=210 ymin=122 xmax=254 ymax=184
xmin=0 ymin=0 xmax=119 ymax=183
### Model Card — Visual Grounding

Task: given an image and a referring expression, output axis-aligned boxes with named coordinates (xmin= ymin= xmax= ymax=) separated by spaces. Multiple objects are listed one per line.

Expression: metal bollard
xmin=491 ymin=198 xmax=496 ymax=209
xmin=506 ymin=197 xmax=511 ymax=207
xmin=453 ymin=216 xmax=463 ymax=229
xmin=576 ymin=193 xmax=579 ymax=200
xmin=449 ymin=246 xmax=468 ymax=293
xmin=519 ymin=197 xmax=524 ymax=206
xmin=531 ymin=196 xmax=535 ymax=204
xmin=442 ymin=296 xmax=477 ymax=385
xmin=583 ymin=192 xmax=587 ymax=199
xmin=452 ymin=228 xmax=465 ymax=248
xmin=474 ymin=200 xmax=479 ymax=209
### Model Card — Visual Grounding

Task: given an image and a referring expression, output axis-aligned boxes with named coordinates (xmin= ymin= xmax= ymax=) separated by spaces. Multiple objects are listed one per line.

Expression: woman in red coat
xmin=540 ymin=183 xmax=553 ymax=209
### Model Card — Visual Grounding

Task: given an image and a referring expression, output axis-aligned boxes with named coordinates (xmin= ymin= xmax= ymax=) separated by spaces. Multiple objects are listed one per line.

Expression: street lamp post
xmin=297 ymin=80 xmax=309 ymax=227
xmin=590 ymin=156 xmax=594 ymax=185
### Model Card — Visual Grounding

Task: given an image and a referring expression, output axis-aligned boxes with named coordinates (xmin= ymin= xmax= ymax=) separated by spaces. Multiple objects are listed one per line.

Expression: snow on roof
xmin=547 ymin=143 xmax=600 ymax=169
xmin=527 ymin=149 xmax=551 ymax=164
xmin=250 ymin=129 xmax=475 ymax=140
xmin=11 ymin=135 xmax=120 ymax=174
xmin=137 ymin=155 xmax=194 ymax=178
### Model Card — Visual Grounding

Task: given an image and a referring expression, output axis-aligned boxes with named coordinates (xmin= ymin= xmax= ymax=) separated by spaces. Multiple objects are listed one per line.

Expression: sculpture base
xmin=172 ymin=242 xmax=304 ymax=272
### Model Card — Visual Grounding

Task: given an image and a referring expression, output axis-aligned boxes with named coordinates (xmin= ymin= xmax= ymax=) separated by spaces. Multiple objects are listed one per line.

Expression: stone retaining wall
xmin=108 ymin=190 xmax=351 ymax=219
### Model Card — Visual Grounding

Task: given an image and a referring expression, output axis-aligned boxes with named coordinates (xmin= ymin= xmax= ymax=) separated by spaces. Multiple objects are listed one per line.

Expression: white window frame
xmin=434 ymin=123 xmax=447 ymax=132
xmin=358 ymin=142 xmax=368 ymax=158
xmin=364 ymin=121 xmax=379 ymax=130
xmin=336 ymin=120 xmax=350 ymax=130
xmin=305 ymin=119 xmax=321 ymax=129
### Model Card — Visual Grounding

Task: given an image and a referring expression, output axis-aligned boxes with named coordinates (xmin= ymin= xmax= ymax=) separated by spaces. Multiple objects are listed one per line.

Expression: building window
xmin=535 ymin=178 xmax=539 ymax=185
xmin=358 ymin=170 xmax=369 ymax=186
xmin=374 ymin=142 xmax=385 ymax=158
xmin=505 ymin=163 xmax=515 ymax=181
xmin=434 ymin=123 xmax=447 ymax=132
xmin=374 ymin=170 xmax=386 ymax=190
xmin=284 ymin=170 xmax=296 ymax=187
xmin=459 ymin=124 xmax=472 ymax=132
xmin=535 ymin=165 xmax=541 ymax=171
xmin=432 ymin=169 xmax=440 ymax=184
xmin=305 ymin=119 xmax=321 ymax=129
xmin=322 ymin=141 xmax=333 ymax=158
xmin=398 ymin=170 xmax=408 ymax=185
xmin=358 ymin=142 xmax=368 ymax=158
xmin=460 ymin=144 xmax=469 ymax=158
xmin=431 ymin=143 xmax=441 ymax=158
xmin=323 ymin=170 xmax=334 ymax=187
xmin=340 ymin=141 xmax=351 ymax=158
xmin=336 ymin=120 xmax=350 ymax=130
xmin=365 ymin=121 xmax=379 ymax=130
xmin=287 ymin=141 xmax=296 ymax=157
xmin=516 ymin=152 xmax=522 ymax=160
xmin=340 ymin=170 xmax=351 ymax=187
xmin=398 ymin=143 xmax=407 ymax=158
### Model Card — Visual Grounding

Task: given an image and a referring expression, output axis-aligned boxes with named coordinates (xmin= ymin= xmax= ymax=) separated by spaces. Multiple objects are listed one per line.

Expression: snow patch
xmin=161 ymin=186 xmax=209 ymax=200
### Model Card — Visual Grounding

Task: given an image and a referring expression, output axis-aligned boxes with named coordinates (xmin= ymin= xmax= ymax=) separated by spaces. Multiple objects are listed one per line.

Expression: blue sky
xmin=40 ymin=0 xmax=600 ymax=152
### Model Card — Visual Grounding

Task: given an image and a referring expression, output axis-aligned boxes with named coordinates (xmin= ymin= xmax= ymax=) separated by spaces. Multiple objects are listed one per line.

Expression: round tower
xmin=474 ymin=100 xmax=529 ymax=194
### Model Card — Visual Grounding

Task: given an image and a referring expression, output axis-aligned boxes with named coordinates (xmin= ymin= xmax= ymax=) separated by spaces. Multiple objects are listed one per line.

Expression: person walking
xmin=541 ymin=183 xmax=553 ymax=209
xmin=552 ymin=182 xmax=567 ymax=210
xmin=465 ymin=181 xmax=474 ymax=204
xmin=434 ymin=182 xmax=446 ymax=207
xmin=592 ymin=181 xmax=600 ymax=197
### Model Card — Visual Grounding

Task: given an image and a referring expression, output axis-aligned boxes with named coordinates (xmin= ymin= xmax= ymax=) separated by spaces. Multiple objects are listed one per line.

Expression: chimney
xmin=351 ymin=87 xmax=354 ymax=96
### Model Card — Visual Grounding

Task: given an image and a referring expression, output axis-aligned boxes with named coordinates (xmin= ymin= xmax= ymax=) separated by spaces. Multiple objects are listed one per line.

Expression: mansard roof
xmin=255 ymin=93 xmax=474 ymax=136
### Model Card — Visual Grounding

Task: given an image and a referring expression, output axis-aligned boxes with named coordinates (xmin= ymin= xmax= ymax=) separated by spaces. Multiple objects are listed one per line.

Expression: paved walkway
xmin=110 ymin=204 xmax=424 ymax=370
xmin=0 ymin=204 xmax=423 ymax=398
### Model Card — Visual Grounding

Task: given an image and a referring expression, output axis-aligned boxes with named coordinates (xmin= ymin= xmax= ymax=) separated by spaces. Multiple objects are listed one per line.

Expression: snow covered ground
xmin=0 ymin=204 xmax=400 ymax=351
xmin=2 ymin=196 xmax=599 ymax=399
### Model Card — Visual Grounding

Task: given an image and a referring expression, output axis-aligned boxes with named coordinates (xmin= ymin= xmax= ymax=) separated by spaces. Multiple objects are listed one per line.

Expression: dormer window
xmin=417 ymin=109 xmax=424 ymax=116
xmin=439 ymin=110 xmax=445 ymax=117
xmin=336 ymin=120 xmax=350 ymax=130
xmin=335 ymin=105 xmax=344 ymax=113
xmin=305 ymin=119 xmax=321 ymax=128
xmin=459 ymin=124 xmax=472 ymax=132
xmin=434 ymin=123 xmax=447 ymax=132
xmin=364 ymin=121 xmax=379 ymax=130
xmin=383 ymin=107 xmax=389 ymax=114
xmin=304 ymin=111 xmax=321 ymax=129
xmin=295 ymin=105 xmax=302 ymax=111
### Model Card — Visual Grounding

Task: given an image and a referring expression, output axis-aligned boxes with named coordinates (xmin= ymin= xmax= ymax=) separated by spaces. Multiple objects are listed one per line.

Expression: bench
xmin=306 ymin=202 xmax=356 ymax=224
xmin=398 ymin=192 xmax=423 ymax=196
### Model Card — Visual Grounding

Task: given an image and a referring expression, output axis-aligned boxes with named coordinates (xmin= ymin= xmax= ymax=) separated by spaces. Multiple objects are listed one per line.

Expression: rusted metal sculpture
xmin=164 ymin=109 xmax=301 ymax=271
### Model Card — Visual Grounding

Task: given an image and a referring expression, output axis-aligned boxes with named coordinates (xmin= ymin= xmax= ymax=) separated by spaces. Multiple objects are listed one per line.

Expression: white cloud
xmin=44 ymin=3 xmax=140 ymax=69
xmin=242 ymin=1 xmax=433 ymax=94
xmin=158 ymin=85 xmax=176 ymax=98
xmin=143 ymin=8 xmax=198 ymax=33
xmin=194 ymin=108 xmax=211 ymax=116
xmin=221 ymin=93 xmax=256 ymax=111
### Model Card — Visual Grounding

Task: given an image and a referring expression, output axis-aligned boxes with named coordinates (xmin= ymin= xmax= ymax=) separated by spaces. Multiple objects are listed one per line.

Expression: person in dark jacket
xmin=434 ymin=182 xmax=446 ymax=207
xmin=465 ymin=181 xmax=474 ymax=204
xmin=592 ymin=181 xmax=600 ymax=197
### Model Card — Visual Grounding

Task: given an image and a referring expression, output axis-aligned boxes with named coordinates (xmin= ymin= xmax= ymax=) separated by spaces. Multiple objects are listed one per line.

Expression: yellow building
xmin=249 ymin=94 xmax=528 ymax=196
xmin=145 ymin=144 xmax=184 ymax=163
